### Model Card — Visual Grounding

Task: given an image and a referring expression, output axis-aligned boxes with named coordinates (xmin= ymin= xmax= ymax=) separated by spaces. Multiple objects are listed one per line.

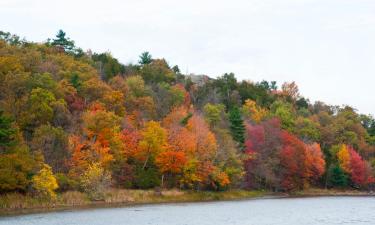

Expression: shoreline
xmin=0 ymin=188 xmax=374 ymax=217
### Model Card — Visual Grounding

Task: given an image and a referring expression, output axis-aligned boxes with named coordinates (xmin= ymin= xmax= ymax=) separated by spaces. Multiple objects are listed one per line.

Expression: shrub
xmin=80 ymin=163 xmax=111 ymax=200
xmin=32 ymin=164 xmax=59 ymax=199
xmin=55 ymin=173 xmax=79 ymax=191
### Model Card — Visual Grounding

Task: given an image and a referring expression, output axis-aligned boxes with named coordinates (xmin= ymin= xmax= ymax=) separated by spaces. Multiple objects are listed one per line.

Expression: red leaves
xmin=120 ymin=128 xmax=141 ymax=158
xmin=346 ymin=147 xmax=374 ymax=187
xmin=245 ymin=119 xmax=326 ymax=191
xmin=280 ymin=131 xmax=309 ymax=190
xmin=349 ymin=149 xmax=367 ymax=186
xmin=336 ymin=144 xmax=374 ymax=187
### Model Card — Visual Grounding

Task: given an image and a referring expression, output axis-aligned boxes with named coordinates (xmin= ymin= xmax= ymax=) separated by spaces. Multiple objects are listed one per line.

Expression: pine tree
xmin=70 ymin=73 xmax=82 ymax=90
xmin=228 ymin=107 xmax=245 ymax=150
xmin=138 ymin=51 xmax=153 ymax=65
xmin=0 ymin=111 xmax=16 ymax=152
xmin=328 ymin=164 xmax=348 ymax=187
xmin=51 ymin=29 xmax=75 ymax=52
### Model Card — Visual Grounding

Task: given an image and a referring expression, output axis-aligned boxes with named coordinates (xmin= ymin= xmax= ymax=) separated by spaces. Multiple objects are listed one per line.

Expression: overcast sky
xmin=1 ymin=0 xmax=375 ymax=115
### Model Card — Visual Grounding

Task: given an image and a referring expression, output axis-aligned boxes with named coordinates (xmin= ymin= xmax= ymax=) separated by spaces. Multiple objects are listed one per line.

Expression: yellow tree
xmin=32 ymin=164 xmax=59 ymax=199
xmin=138 ymin=121 xmax=168 ymax=169
xmin=337 ymin=144 xmax=351 ymax=174
xmin=241 ymin=99 xmax=268 ymax=123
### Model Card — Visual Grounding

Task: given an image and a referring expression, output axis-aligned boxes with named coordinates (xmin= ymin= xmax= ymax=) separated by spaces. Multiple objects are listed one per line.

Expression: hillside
xmin=0 ymin=30 xmax=375 ymax=201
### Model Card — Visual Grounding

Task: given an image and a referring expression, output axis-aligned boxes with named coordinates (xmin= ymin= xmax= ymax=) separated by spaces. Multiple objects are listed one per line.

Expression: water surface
xmin=1 ymin=196 xmax=374 ymax=225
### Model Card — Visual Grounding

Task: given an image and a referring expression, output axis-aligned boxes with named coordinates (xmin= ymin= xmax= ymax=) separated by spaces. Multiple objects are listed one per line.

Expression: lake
xmin=1 ymin=197 xmax=374 ymax=225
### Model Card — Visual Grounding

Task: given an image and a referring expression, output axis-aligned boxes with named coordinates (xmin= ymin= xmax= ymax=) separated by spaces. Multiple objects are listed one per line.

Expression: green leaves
xmin=0 ymin=111 xmax=16 ymax=151
xmin=228 ymin=107 xmax=245 ymax=150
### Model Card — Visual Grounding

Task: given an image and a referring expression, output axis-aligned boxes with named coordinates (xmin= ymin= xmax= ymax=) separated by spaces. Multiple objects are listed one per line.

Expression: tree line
xmin=0 ymin=30 xmax=374 ymax=199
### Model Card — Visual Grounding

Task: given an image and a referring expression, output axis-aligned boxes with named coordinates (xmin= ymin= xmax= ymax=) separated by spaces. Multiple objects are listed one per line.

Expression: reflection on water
xmin=1 ymin=197 xmax=375 ymax=225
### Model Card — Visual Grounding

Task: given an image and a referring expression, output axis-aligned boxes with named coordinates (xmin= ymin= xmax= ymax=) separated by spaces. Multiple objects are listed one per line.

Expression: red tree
xmin=349 ymin=148 xmax=373 ymax=187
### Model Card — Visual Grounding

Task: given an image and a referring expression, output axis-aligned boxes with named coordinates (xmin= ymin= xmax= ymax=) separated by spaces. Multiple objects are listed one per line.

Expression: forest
xmin=0 ymin=30 xmax=375 ymax=200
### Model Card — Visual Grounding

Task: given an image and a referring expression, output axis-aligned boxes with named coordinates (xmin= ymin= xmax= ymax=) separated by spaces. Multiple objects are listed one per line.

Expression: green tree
xmin=270 ymin=100 xmax=295 ymax=132
xmin=214 ymin=73 xmax=238 ymax=109
xmin=26 ymin=88 xmax=56 ymax=127
xmin=327 ymin=164 xmax=348 ymax=187
xmin=0 ymin=111 xmax=16 ymax=152
xmin=141 ymin=59 xmax=175 ymax=83
xmin=138 ymin=51 xmax=153 ymax=65
xmin=92 ymin=52 xmax=125 ymax=81
xmin=70 ymin=73 xmax=82 ymax=90
xmin=228 ymin=107 xmax=245 ymax=150
xmin=203 ymin=103 xmax=225 ymax=127
xmin=51 ymin=30 xmax=75 ymax=52
xmin=295 ymin=117 xmax=320 ymax=142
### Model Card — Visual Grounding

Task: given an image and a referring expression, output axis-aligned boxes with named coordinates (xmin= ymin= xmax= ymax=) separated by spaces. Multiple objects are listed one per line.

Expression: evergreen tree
xmin=228 ymin=107 xmax=245 ymax=150
xmin=0 ymin=111 xmax=16 ymax=152
xmin=51 ymin=29 xmax=75 ymax=52
xmin=138 ymin=51 xmax=153 ymax=65
xmin=70 ymin=73 xmax=82 ymax=90
xmin=328 ymin=164 xmax=348 ymax=187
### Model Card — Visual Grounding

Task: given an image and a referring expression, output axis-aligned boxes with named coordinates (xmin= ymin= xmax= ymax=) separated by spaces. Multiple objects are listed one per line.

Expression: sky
xmin=1 ymin=0 xmax=375 ymax=115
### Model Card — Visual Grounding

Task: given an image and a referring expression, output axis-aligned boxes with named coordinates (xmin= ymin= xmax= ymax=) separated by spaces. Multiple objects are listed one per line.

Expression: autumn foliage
xmin=245 ymin=119 xmax=325 ymax=191
xmin=0 ymin=30 xmax=374 ymax=199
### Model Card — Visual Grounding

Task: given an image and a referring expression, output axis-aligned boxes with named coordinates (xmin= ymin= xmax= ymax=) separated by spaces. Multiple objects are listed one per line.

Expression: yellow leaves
xmin=337 ymin=144 xmax=351 ymax=174
xmin=212 ymin=170 xmax=231 ymax=187
xmin=241 ymin=99 xmax=268 ymax=123
xmin=203 ymin=103 xmax=225 ymax=127
xmin=139 ymin=121 xmax=167 ymax=155
xmin=68 ymin=135 xmax=113 ymax=178
xmin=137 ymin=121 xmax=168 ymax=168
xmin=80 ymin=162 xmax=111 ymax=200
xmin=180 ymin=159 xmax=201 ymax=187
xmin=32 ymin=164 xmax=58 ymax=199
xmin=0 ymin=56 xmax=24 ymax=75
xmin=101 ymin=90 xmax=125 ymax=116
xmin=82 ymin=103 xmax=121 ymax=137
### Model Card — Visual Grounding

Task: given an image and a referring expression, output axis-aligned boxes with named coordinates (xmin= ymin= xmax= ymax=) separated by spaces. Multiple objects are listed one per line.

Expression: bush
xmin=55 ymin=173 xmax=79 ymax=192
xmin=32 ymin=164 xmax=59 ymax=199
xmin=80 ymin=163 xmax=111 ymax=200
xmin=134 ymin=167 xmax=160 ymax=189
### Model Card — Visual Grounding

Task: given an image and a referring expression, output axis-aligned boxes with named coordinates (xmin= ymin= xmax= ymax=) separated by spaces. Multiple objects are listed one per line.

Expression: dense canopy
xmin=0 ymin=30 xmax=374 ymax=199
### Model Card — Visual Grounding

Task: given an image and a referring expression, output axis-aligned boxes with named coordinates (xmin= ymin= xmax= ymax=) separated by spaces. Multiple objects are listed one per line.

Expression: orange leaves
xmin=155 ymin=151 xmax=187 ymax=174
xmin=337 ymin=144 xmax=352 ymax=174
xmin=168 ymin=127 xmax=197 ymax=156
xmin=242 ymin=99 xmax=268 ymax=123
xmin=120 ymin=128 xmax=141 ymax=158
xmin=211 ymin=169 xmax=230 ymax=188
xmin=68 ymin=105 xmax=122 ymax=179
xmin=162 ymin=106 xmax=189 ymax=128
xmin=280 ymin=132 xmax=326 ymax=190
xmin=305 ymin=143 xmax=325 ymax=181
xmin=187 ymin=115 xmax=217 ymax=160
xmin=68 ymin=135 xmax=113 ymax=178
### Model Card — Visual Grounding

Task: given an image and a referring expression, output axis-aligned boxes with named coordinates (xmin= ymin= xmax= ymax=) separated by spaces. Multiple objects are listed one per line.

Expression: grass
xmin=0 ymin=189 xmax=265 ymax=216
xmin=292 ymin=188 xmax=375 ymax=197
xmin=1 ymin=188 xmax=372 ymax=216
